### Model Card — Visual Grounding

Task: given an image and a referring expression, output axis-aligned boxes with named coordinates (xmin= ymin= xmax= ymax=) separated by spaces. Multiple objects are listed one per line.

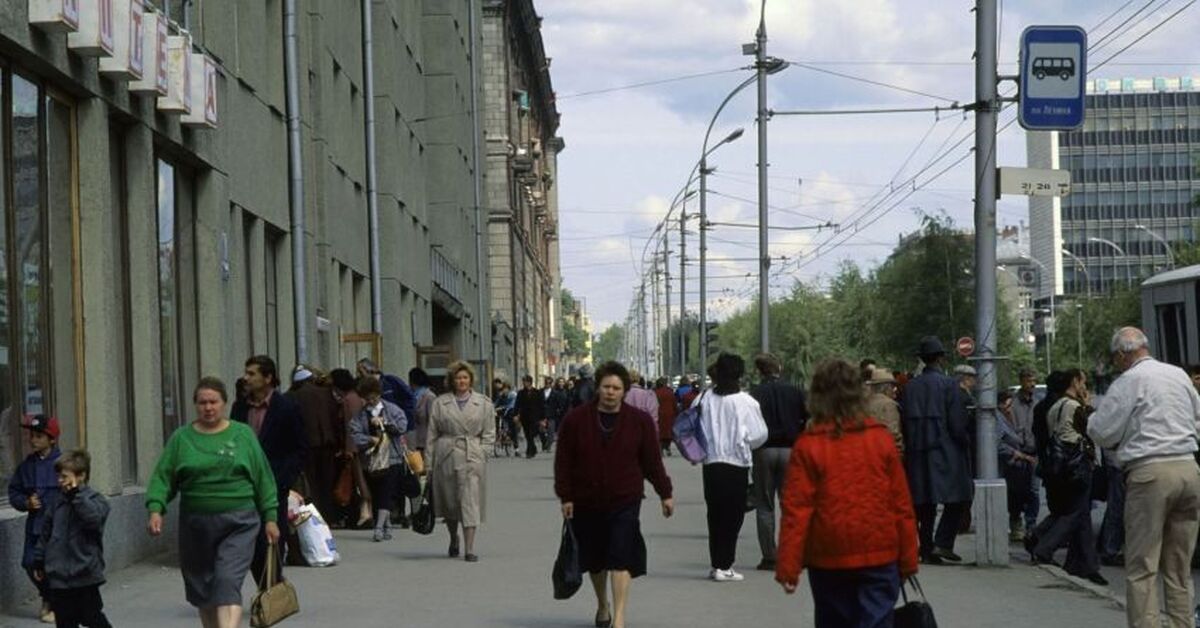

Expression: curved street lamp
xmin=1061 ymin=248 xmax=1092 ymax=299
xmin=1135 ymin=224 xmax=1176 ymax=269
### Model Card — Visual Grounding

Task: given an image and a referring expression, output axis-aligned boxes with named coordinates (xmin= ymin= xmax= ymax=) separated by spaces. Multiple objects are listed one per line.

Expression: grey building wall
xmin=0 ymin=0 xmax=494 ymax=613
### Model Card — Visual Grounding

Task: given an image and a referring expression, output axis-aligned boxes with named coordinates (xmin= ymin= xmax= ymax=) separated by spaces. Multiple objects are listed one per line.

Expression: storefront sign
xmin=182 ymin=54 xmax=218 ymax=128
xmin=67 ymin=0 xmax=114 ymax=57
xmin=157 ymin=33 xmax=192 ymax=114
xmin=28 ymin=0 xmax=80 ymax=33
xmin=99 ymin=0 xmax=144 ymax=80
xmin=128 ymin=9 xmax=166 ymax=94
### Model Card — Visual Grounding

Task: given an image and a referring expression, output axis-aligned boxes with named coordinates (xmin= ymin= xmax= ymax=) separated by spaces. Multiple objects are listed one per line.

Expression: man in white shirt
xmin=1085 ymin=327 xmax=1200 ymax=628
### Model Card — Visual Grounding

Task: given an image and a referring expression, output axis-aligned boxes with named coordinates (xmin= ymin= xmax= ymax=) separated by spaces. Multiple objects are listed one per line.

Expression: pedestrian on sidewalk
xmin=624 ymin=369 xmax=659 ymax=432
xmin=1085 ymin=327 xmax=1200 ymax=628
xmin=775 ymin=358 xmax=919 ymax=627
xmin=331 ymin=368 xmax=373 ymax=529
xmin=428 ymin=361 xmax=496 ymax=562
xmin=7 ymin=414 xmax=62 ymax=624
xmin=864 ymin=366 xmax=903 ymax=452
xmin=515 ymin=375 xmax=545 ymax=459
xmin=286 ymin=365 xmax=343 ymax=529
xmin=555 ymin=360 xmax=674 ymax=628
xmin=653 ymin=378 xmax=677 ymax=456
xmin=1028 ymin=368 xmax=1105 ymax=584
xmin=349 ymin=376 xmax=409 ymax=542
xmin=996 ymin=390 xmax=1037 ymax=543
xmin=146 ymin=377 xmax=280 ymax=628
xmin=901 ymin=336 xmax=972 ymax=564
xmin=1012 ymin=369 xmax=1042 ymax=534
xmin=33 ymin=449 xmax=112 ymax=628
xmin=697 ymin=352 xmax=769 ymax=582
xmin=748 ymin=352 xmax=809 ymax=572
xmin=571 ymin=364 xmax=597 ymax=409
xmin=357 ymin=357 xmax=417 ymax=421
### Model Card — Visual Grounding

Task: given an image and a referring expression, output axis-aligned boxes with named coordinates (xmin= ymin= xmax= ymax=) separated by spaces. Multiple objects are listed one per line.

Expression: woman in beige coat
xmin=427 ymin=360 xmax=495 ymax=562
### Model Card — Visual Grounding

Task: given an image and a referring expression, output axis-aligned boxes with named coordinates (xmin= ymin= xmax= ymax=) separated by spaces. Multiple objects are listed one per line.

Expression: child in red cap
xmin=7 ymin=414 xmax=62 ymax=623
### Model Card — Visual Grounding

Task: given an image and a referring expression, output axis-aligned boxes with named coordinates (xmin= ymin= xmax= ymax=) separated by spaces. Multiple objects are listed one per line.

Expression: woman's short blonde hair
xmin=445 ymin=360 xmax=476 ymax=389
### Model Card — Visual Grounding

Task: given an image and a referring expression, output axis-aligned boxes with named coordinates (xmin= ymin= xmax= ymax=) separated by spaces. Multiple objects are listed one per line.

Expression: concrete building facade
xmin=482 ymin=0 xmax=562 ymax=383
xmin=0 ymin=0 xmax=531 ymax=613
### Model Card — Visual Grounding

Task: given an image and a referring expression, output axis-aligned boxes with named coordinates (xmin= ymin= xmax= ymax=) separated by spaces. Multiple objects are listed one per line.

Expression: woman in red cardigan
xmin=775 ymin=359 xmax=919 ymax=628
xmin=555 ymin=361 xmax=674 ymax=628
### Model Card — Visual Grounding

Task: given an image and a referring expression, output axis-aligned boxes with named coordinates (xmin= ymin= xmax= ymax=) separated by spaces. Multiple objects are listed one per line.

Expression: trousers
xmin=1123 ymin=459 xmax=1200 ymax=628
xmin=914 ymin=502 xmax=967 ymax=556
xmin=808 ymin=563 xmax=900 ymax=628
xmin=46 ymin=585 xmax=112 ymax=628
xmin=752 ymin=447 xmax=791 ymax=562
xmin=1031 ymin=480 xmax=1099 ymax=577
xmin=702 ymin=462 xmax=749 ymax=570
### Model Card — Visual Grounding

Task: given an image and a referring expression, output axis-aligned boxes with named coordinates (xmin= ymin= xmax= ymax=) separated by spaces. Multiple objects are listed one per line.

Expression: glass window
xmin=156 ymin=160 xmax=181 ymax=440
xmin=46 ymin=94 xmax=79 ymax=451
xmin=13 ymin=76 xmax=45 ymax=428
xmin=0 ymin=72 xmax=11 ymax=500
xmin=265 ymin=228 xmax=281 ymax=359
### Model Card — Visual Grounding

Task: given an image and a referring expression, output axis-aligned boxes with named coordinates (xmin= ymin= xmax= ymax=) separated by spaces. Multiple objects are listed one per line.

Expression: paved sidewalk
xmin=1 ymin=454 xmax=1125 ymax=627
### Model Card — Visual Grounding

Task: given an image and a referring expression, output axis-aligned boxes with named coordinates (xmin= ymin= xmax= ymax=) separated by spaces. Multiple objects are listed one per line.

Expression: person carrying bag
xmin=552 ymin=519 xmax=583 ymax=600
xmin=250 ymin=544 xmax=299 ymax=627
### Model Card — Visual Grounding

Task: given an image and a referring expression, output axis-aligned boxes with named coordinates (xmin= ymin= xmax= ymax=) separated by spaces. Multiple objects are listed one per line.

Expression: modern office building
xmin=1028 ymin=76 xmax=1200 ymax=302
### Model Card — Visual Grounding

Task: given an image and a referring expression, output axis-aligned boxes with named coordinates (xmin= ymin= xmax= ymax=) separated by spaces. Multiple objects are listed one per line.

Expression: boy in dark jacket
xmin=33 ymin=449 xmax=112 ymax=628
xmin=7 ymin=414 xmax=62 ymax=623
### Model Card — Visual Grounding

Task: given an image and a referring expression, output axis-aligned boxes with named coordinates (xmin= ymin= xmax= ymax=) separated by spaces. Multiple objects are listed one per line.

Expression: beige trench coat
xmin=427 ymin=391 xmax=495 ymax=526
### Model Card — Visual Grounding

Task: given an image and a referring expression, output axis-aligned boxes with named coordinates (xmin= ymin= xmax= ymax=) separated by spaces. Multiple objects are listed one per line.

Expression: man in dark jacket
xmin=570 ymin=363 xmax=596 ymax=409
xmin=902 ymin=336 xmax=972 ymax=564
xmin=232 ymin=354 xmax=308 ymax=583
xmin=286 ymin=366 xmax=344 ymax=522
xmin=515 ymin=375 xmax=545 ymax=458
xmin=749 ymin=353 xmax=808 ymax=571
xmin=542 ymin=376 xmax=569 ymax=450
xmin=357 ymin=357 xmax=417 ymax=419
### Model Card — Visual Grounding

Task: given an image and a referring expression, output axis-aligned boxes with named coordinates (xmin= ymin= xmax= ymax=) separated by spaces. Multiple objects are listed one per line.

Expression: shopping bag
xmin=249 ymin=544 xmax=300 ymax=627
xmin=295 ymin=504 xmax=340 ymax=567
xmin=405 ymin=448 xmax=426 ymax=476
xmin=411 ymin=481 xmax=435 ymax=535
xmin=671 ymin=392 xmax=708 ymax=464
xmin=332 ymin=458 xmax=353 ymax=507
xmin=367 ymin=431 xmax=391 ymax=473
xmin=552 ymin=520 xmax=583 ymax=600
xmin=894 ymin=577 xmax=937 ymax=628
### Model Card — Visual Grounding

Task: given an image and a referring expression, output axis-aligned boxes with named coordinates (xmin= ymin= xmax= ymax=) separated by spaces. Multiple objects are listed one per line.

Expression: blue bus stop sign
xmin=1019 ymin=26 xmax=1087 ymax=131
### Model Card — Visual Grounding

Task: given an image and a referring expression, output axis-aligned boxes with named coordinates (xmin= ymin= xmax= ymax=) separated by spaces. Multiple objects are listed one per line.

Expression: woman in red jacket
xmin=775 ymin=359 xmax=919 ymax=628
xmin=555 ymin=361 xmax=674 ymax=628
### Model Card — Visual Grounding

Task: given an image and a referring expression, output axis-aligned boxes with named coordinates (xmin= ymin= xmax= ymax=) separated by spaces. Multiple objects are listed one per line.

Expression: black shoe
xmin=755 ymin=559 xmax=776 ymax=571
xmin=919 ymin=553 xmax=944 ymax=565
xmin=1099 ymin=554 xmax=1124 ymax=567
xmin=1083 ymin=572 xmax=1109 ymax=586
xmin=930 ymin=547 xmax=963 ymax=563
xmin=449 ymin=539 xmax=460 ymax=558
xmin=594 ymin=609 xmax=612 ymax=628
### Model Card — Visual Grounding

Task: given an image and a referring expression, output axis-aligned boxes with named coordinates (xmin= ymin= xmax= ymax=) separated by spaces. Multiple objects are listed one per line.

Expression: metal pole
xmin=755 ymin=13 xmax=771 ymax=353
xmin=679 ymin=197 xmax=688 ymax=380
xmin=1077 ymin=303 xmax=1083 ymax=367
xmin=362 ymin=0 xmax=383 ymax=338
xmin=467 ymin=0 xmax=488 ymax=367
xmin=663 ymin=234 xmax=672 ymax=379
xmin=972 ymin=0 xmax=1006 ymax=566
xmin=284 ymin=0 xmax=309 ymax=363
xmin=651 ymin=256 xmax=660 ymax=377
xmin=699 ymin=156 xmax=709 ymax=372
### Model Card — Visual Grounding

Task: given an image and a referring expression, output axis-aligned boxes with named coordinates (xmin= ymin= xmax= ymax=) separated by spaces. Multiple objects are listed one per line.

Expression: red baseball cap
xmin=21 ymin=414 xmax=60 ymax=440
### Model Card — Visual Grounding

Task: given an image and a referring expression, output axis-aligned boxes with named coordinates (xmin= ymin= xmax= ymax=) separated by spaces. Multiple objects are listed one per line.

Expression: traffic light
xmin=704 ymin=322 xmax=720 ymax=352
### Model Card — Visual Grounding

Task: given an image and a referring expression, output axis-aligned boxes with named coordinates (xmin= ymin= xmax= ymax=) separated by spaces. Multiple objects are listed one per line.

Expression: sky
xmin=537 ymin=0 xmax=1200 ymax=330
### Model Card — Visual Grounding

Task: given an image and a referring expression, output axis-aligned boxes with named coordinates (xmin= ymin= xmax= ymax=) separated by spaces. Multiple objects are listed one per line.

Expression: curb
xmin=1034 ymin=563 xmax=1125 ymax=610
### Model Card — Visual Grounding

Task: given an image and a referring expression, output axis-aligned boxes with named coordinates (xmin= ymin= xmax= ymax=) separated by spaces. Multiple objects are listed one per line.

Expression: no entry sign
xmin=956 ymin=336 xmax=975 ymax=358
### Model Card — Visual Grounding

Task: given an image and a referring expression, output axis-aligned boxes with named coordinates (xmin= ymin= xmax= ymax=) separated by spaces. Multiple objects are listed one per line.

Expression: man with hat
xmin=865 ymin=366 xmax=903 ymax=452
xmin=8 ymin=415 xmax=63 ymax=623
xmin=286 ymin=364 xmax=344 ymax=527
xmin=902 ymin=336 xmax=973 ymax=564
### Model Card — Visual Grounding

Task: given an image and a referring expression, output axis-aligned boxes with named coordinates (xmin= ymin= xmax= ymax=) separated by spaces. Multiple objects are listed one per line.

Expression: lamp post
xmin=1061 ymin=248 xmax=1091 ymax=299
xmin=1076 ymin=302 xmax=1084 ymax=368
xmin=698 ymin=127 xmax=745 ymax=372
xmin=1020 ymin=254 xmax=1055 ymax=372
xmin=1088 ymin=236 xmax=1126 ymax=289
xmin=1135 ymin=224 xmax=1176 ymax=269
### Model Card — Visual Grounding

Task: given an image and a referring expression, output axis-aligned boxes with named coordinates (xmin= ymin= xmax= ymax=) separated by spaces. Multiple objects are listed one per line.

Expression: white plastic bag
xmin=295 ymin=504 xmax=340 ymax=567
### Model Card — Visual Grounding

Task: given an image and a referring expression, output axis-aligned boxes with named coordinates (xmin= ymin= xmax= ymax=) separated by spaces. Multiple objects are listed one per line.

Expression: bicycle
xmin=493 ymin=409 xmax=517 ymax=457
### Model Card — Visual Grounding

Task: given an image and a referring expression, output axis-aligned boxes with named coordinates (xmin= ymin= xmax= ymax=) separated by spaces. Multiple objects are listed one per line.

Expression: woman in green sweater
xmin=146 ymin=376 xmax=280 ymax=628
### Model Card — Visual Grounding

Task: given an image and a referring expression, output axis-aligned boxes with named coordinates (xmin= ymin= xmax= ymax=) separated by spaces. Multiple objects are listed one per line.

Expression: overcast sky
xmin=538 ymin=0 xmax=1200 ymax=330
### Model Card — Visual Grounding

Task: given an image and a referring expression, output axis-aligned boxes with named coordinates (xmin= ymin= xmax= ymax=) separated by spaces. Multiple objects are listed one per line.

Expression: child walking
xmin=33 ymin=448 xmax=113 ymax=628
xmin=775 ymin=359 xmax=919 ymax=628
xmin=7 ymin=415 xmax=63 ymax=624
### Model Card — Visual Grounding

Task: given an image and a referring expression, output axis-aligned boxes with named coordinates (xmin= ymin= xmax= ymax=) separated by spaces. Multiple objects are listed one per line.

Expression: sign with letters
xmin=128 ymin=9 xmax=167 ymax=94
xmin=182 ymin=54 xmax=218 ymax=128
xmin=997 ymin=167 xmax=1071 ymax=197
xmin=28 ymin=0 xmax=80 ymax=33
xmin=99 ymin=0 xmax=144 ymax=80
xmin=157 ymin=32 xmax=192 ymax=114
xmin=67 ymin=0 xmax=114 ymax=57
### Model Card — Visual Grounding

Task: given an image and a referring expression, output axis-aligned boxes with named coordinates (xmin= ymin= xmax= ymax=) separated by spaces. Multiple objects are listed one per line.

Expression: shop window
xmin=156 ymin=160 xmax=182 ymax=441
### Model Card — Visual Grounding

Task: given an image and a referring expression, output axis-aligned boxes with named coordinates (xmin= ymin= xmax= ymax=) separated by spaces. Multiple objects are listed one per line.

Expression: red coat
xmin=654 ymin=386 xmax=677 ymax=443
xmin=554 ymin=402 xmax=673 ymax=512
xmin=775 ymin=418 xmax=919 ymax=587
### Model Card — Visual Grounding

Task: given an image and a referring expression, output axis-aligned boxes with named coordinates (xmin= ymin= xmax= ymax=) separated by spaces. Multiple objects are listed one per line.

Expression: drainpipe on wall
xmin=284 ymin=0 xmax=309 ymax=363
xmin=361 ymin=0 xmax=384 ymax=338
xmin=468 ymin=0 xmax=488 ymax=369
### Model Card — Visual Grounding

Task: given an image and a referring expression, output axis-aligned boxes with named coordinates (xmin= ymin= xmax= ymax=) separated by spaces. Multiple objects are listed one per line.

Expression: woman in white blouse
xmin=696 ymin=353 xmax=768 ymax=582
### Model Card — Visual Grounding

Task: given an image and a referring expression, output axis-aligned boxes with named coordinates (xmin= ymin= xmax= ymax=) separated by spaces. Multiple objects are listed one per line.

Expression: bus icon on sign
xmin=1032 ymin=57 xmax=1075 ymax=81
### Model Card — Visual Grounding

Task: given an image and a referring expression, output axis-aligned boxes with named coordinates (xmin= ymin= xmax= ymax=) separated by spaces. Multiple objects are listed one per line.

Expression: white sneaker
xmin=710 ymin=568 xmax=745 ymax=582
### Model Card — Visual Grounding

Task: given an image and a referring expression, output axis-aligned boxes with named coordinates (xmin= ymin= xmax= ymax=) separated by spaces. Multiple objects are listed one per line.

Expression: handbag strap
xmin=259 ymin=541 xmax=278 ymax=591
xmin=904 ymin=576 xmax=927 ymax=601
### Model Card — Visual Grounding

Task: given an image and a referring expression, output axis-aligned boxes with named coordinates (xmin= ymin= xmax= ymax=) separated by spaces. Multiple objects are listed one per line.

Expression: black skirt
xmin=573 ymin=502 xmax=647 ymax=578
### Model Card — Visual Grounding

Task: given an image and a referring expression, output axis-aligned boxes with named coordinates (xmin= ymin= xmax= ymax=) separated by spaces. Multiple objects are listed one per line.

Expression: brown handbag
xmin=250 ymin=543 xmax=299 ymax=627
xmin=405 ymin=448 xmax=426 ymax=476
xmin=332 ymin=457 xmax=353 ymax=507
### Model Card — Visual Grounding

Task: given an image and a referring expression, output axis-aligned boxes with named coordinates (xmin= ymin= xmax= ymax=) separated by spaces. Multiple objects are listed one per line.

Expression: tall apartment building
xmin=482 ymin=0 xmax=564 ymax=381
xmin=1028 ymin=77 xmax=1200 ymax=300
xmin=0 ymin=0 xmax=516 ymax=612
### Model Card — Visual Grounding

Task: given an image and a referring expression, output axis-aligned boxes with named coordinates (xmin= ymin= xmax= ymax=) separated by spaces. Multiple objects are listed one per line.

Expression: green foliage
xmin=562 ymin=320 xmax=590 ymax=358
xmin=591 ymin=324 xmax=625 ymax=365
xmin=1049 ymin=283 xmax=1141 ymax=372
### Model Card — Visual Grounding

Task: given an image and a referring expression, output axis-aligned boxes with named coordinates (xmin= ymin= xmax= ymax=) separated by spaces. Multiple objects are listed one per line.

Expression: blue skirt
xmin=178 ymin=509 xmax=260 ymax=608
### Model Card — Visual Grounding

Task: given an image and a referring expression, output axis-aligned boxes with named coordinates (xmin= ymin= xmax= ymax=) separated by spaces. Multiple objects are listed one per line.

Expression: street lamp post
xmin=1061 ymin=248 xmax=1092 ymax=299
xmin=1020 ymin=254 xmax=1055 ymax=372
xmin=698 ymin=127 xmax=745 ymax=372
xmin=1087 ymin=236 xmax=1126 ymax=290
xmin=1135 ymin=224 xmax=1176 ymax=269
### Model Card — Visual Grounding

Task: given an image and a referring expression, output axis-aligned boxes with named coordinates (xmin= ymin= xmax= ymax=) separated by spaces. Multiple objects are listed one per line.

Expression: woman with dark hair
xmin=555 ymin=361 xmax=674 ymax=628
xmin=775 ymin=359 xmax=918 ymax=627
xmin=695 ymin=352 xmax=768 ymax=582
xmin=146 ymin=377 xmax=280 ymax=628
xmin=653 ymin=378 xmax=677 ymax=455
xmin=331 ymin=368 xmax=373 ymax=528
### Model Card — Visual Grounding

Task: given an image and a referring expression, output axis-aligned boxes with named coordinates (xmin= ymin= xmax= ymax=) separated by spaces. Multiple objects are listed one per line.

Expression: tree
xmin=591 ymin=324 xmax=625 ymax=364
xmin=1050 ymin=283 xmax=1141 ymax=373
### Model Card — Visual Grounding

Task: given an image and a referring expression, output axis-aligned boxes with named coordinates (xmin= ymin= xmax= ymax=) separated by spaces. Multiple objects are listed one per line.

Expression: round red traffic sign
xmin=956 ymin=336 xmax=975 ymax=358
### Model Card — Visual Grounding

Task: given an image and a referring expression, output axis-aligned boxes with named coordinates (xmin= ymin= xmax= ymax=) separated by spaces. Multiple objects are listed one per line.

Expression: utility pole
xmin=679 ymin=197 xmax=688 ymax=381
xmin=663 ymin=233 xmax=673 ymax=379
xmin=651 ymin=256 xmax=660 ymax=377
xmin=972 ymin=0 xmax=1007 ymax=566
xmin=755 ymin=9 xmax=771 ymax=354
xmin=699 ymin=158 xmax=710 ymax=373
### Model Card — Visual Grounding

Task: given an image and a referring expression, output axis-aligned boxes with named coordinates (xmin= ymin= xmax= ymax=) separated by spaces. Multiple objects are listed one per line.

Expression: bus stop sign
xmin=1019 ymin=26 xmax=1087 ymax=131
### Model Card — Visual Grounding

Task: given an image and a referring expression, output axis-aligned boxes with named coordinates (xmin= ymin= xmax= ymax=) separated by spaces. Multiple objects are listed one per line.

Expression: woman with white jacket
xmin=696 ymin=353 xmax=769 ymax=582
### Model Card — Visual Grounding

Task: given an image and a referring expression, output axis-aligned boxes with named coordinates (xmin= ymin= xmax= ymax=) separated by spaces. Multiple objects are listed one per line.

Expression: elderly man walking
xmin=902 ymin=336 xmax=973 ymax=564
xmin=1085 ymin=327 xmax=1200 ymax=628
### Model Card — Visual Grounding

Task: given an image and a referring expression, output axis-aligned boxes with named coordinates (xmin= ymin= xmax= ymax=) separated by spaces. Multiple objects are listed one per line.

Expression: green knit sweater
xmin=145 ymin=421 xmax=279 ymax=521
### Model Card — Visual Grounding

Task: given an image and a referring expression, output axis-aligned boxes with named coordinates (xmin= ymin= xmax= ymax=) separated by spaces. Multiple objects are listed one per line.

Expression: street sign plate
xmin=957 ymin=336 xmax=975 ymax=358
xmin=997 ymin=167 xmax=1071 ymax=197
xmin=1019 ymin=25 xmax=1087 ymax=131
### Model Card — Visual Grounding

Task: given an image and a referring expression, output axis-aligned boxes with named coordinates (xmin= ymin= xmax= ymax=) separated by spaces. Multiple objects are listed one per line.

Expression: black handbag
xmin=397 ymin=462 xmax=422 ymax=499
xmin=552 ymin=520 xmax=583 ymax=600
xmin=411 ymin=482 xmax=435 ymax=535
xmin=895 ymin=577 xmax=937 ymax=628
